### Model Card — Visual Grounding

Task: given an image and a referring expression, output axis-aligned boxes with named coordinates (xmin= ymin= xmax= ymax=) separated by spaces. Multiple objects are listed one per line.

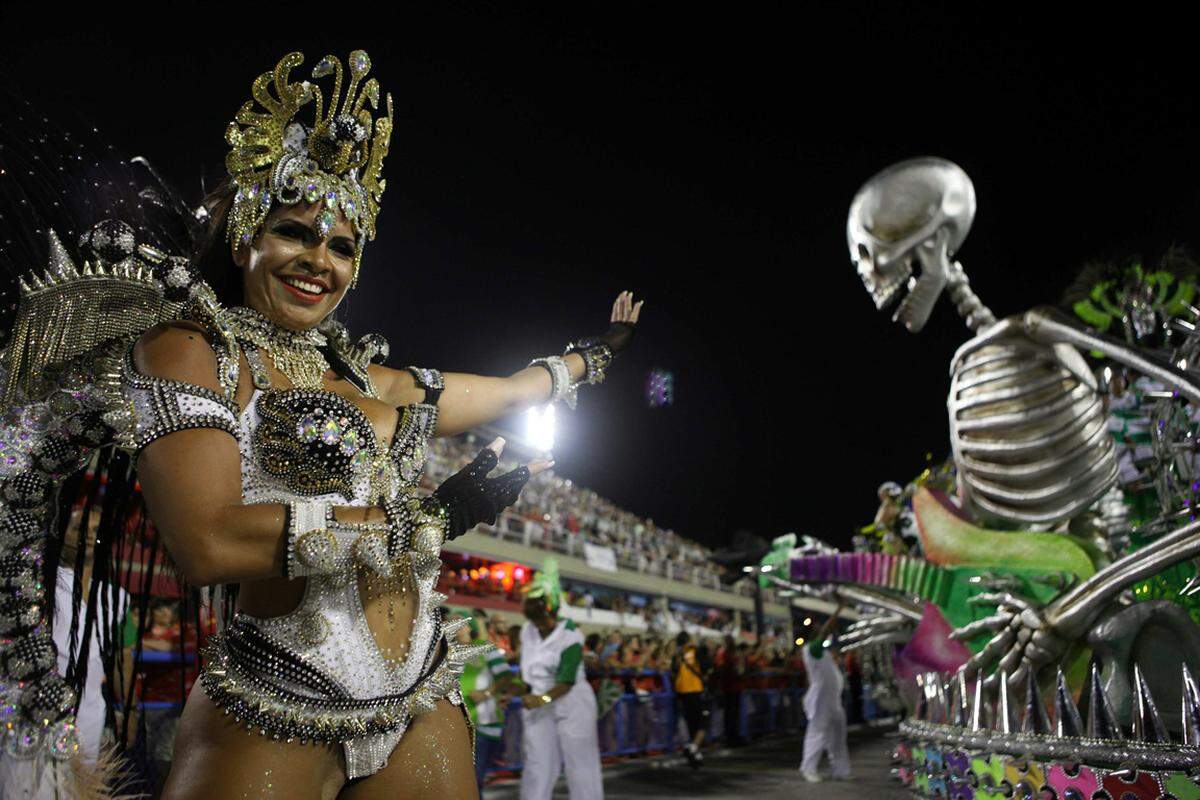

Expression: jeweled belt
xmin=199 ymin=614 xmax=458 ymax=744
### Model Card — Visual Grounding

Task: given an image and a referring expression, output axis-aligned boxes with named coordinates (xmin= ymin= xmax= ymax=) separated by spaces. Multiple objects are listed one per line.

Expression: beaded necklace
xmin=224 ymin=306 xmax=330 ymax=390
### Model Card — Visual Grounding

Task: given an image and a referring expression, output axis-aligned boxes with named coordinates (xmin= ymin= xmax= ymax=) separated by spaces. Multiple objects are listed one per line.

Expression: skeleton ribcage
xmin=949 ymin=323 xmax=1118 ymax=527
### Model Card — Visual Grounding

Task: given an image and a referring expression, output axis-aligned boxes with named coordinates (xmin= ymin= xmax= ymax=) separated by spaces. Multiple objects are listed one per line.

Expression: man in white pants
xmin=800 ymin=602 xmax=851 ymax=782
xmin=519 ymin=559 xmax=604 ymax=800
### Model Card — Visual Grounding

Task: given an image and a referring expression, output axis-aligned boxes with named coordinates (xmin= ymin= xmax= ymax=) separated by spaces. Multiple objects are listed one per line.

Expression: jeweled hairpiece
xmin=225 ymin=50 xmax=392 ymax=285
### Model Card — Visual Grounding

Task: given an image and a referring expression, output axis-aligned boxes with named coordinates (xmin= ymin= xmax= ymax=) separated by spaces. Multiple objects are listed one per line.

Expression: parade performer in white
xmin=518 ymin=559 xmax=604 ymax=800
xmin=800 ymin=602 xmax=851 ymax=782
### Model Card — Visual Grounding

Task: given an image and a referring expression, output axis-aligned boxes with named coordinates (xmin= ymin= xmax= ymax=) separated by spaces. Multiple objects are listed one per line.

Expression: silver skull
xmin=847 ymin=157 xmax=976 ymax=333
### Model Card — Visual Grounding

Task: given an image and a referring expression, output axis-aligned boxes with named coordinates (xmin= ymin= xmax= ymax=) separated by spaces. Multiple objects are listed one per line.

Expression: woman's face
xmin=233 ymin=200 xmax=357 ymax=331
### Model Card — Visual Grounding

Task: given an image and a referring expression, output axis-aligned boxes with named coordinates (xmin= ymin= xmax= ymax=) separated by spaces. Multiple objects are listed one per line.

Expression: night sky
xmin=3 ymin=5 xmax=1200 ymax=550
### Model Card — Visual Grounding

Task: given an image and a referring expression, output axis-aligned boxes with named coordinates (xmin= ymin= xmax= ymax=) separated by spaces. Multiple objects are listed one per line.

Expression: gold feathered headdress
xmin=224 ymin=50 xmax=392 ymax=285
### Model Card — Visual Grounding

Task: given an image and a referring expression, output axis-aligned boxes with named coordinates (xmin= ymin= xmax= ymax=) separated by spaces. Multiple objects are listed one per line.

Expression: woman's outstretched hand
xmin=602 ymin=290 xmax=644 ymax=352
xmin=434 ymin=437 xmax=552 ymax=539
xmin=611 ymin=290 xmax=644 ymax=326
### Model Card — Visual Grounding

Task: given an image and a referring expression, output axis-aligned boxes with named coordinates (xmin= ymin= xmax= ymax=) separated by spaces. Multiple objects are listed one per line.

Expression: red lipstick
xmin=276 ymin=275 xmax=326 ymax=305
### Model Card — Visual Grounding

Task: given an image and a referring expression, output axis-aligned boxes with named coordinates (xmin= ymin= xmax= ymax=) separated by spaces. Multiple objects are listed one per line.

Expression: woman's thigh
xmin=339 ymin=699 xmax=478 ymax=800
xmin=162 ymin=684 xmax=346 ymax=800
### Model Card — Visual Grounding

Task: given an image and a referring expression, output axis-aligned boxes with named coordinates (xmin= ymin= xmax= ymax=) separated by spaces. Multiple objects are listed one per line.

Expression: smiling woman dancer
xmin=122 ymin=51 xmax=643 ymax=799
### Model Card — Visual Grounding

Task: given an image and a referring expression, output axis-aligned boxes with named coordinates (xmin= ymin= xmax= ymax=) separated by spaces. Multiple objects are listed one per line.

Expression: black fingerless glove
xmin=570 ymin=322 xmax=636 ymax=357
xmin=599 ymin=321 xmax=636 ymax=353
xmin=433 ymin=446 xmax=532 ymax=539
xmin=600 ymin=321 xmax=638 ymax=352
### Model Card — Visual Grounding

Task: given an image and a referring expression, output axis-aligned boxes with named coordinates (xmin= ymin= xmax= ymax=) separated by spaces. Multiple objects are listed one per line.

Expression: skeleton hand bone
xmin=951 ymin=592 xmax=1071 ymax=690
xmin=839 ymin=615 xmax=914 ymax=651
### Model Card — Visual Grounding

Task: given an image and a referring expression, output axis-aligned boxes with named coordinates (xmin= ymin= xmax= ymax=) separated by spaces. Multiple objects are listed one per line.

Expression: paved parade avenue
xmin=483 ymin=730 xmax=909 ymax=799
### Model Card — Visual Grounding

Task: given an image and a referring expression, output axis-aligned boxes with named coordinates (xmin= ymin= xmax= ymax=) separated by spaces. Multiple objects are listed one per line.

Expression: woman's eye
xmin=275 ymin=224 xmax=306 ymax=239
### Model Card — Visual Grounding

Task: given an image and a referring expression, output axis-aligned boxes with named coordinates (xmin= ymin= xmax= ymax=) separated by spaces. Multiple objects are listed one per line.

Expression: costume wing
xmin=0 ymin=225 xmax=211 ymax=794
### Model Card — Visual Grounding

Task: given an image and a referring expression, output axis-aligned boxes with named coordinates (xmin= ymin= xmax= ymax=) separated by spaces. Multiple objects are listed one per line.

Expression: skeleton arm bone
xmin=840 ymin=630 xmax=914 ymax=652
xmin=844 ymin=616 xmax=911 ymax=635
xmin=840 ymin=617 xmax=913 ymax=649
xmin=1051 ymin=515 xmax=1200 ymax=635
xmin=765 ymin=574 xmax=922 ymax=621
xmin=765 ymin=575 xmax=919 ymax=650
xmin=1022 ymin=306 xmax=1200 ymax=405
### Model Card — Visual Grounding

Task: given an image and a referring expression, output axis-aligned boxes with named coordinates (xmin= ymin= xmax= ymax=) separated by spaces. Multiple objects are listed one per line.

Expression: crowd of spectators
xmin=423 ymin=436 xmax=728 ymax=588
xmin=562 ymin=582 xmax=652 ymax=619
xmin=459 ymin=607 xmax=886 ymax=775
xmin=665 ymin=604 xmax=736 ymax=635
xmin=471 ymin=612 xmax=807 ymax=695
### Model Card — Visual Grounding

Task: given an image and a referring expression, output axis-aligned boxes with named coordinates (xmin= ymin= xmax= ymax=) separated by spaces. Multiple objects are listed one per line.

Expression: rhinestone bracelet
xmin=285 ymin=499 xmax=336 ymax=578
xmin=528 ymin=355 xmax=578 ymax=409
xmin=565 ymin=341 xmax=614 ymax=386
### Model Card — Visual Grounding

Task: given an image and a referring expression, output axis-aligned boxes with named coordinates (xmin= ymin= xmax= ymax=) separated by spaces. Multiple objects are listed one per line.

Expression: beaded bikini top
xmin=247 ymin=387 xmax=434 ymax=505
xmin=119 ymin=347 xmax=440 ymax=504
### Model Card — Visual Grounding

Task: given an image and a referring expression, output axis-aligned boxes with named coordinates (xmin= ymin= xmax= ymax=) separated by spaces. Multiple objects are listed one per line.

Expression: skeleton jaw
xmin=855 ymin=247 xmax=912 ymax=313
xmin=855 ymin=251 xmax=944 ymax=333
xmin=889 ymin=233 xmax=954 ymax=333
xmin=893 ymin=270 xmax=947 ymax=332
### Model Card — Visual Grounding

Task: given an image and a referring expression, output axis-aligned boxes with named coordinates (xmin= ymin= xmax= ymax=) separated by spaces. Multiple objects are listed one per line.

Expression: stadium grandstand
xmin=424 ymin=426 xmax=841 ymax=644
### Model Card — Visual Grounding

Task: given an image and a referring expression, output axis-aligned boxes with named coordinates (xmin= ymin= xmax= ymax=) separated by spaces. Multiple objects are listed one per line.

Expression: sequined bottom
xmin=200 ymin=555 xmax=490 ymax=778
xmin=345 ymin=727 xmax=407 ymax=779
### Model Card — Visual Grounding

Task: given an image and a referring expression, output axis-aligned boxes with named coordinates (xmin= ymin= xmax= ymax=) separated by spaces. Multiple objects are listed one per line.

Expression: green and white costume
xmin=462 ymin=640 xmax=511 ymax=742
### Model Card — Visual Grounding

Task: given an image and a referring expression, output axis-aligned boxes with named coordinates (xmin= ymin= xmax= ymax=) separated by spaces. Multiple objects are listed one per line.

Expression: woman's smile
xmin=275 ymin=273 xmax=331 ymax=304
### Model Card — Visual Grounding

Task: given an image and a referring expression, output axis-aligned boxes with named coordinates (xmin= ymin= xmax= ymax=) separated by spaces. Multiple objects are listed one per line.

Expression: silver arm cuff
xmin=286 ymin=499 xmax=338 ymax=578
xmin=286 ymin=500 xmax=399 ymax=579
xmin=529 ymin=355 xmax=578 ymax=410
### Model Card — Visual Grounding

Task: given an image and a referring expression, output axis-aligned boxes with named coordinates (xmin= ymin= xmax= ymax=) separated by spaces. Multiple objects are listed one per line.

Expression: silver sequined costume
xmin=120 ymin=328 xmax=486 ymax=778
xmin=0 ymin=223 xmax=491 ymax=782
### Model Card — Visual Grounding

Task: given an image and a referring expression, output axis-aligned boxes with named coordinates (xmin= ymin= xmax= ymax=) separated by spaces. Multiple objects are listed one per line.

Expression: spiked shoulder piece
xmin=0 ymin=222 xmax=204 ymax=403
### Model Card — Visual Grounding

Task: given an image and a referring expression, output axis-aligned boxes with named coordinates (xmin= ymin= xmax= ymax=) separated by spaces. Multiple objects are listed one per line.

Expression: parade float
xmin=778 ymin=158 xmax=1200 ymax=799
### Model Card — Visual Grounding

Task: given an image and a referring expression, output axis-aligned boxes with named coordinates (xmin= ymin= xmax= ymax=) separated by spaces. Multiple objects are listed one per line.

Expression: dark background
xmin=2 ymin=4 xmax=1198 ymax=550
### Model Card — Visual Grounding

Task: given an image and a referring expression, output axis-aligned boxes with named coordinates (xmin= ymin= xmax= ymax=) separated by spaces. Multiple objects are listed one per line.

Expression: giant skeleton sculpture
xmin=844 ymin=158 xmax=1200 ymax=691
xmin=779 ymin=158 xmax=1200 ymax=798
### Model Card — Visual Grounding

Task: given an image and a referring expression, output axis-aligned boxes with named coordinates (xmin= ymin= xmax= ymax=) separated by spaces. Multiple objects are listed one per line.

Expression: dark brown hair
xmin=191 ymin=179 xmax=244 ymax=307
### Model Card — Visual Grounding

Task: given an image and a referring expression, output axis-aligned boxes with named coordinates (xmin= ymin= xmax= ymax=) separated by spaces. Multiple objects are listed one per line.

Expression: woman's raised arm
xmin=378 ymin=291 xmax=643 ymax=437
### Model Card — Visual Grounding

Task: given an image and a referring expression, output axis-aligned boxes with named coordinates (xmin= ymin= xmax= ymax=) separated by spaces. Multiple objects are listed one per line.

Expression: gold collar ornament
xmin=223 ymin=305 xmax=330 ymax=390
xmin=225 ymin=51 xmax=392 ymax=286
